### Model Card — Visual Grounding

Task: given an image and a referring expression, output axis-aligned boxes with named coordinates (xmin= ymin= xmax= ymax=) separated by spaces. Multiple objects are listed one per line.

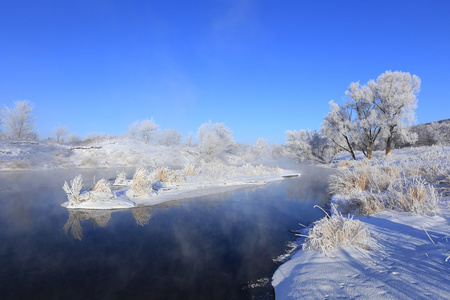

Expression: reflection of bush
xmin=63 ymin=210 xmax=112 ymax=241
xmin=132 ymin=207 xmax=152 ymax=226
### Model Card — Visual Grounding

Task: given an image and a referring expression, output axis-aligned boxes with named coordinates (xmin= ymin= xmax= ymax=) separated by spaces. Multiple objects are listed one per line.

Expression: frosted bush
xmin=328 ymin=162 xmax=395 ymax=195
xmin=114 ymin=171 xmax=128 ymax=186
xmin=302 ymin=205 xmax=370 ymax=257
xmin=385 ymin=177 xmax=439 ymax=215
xmin=91 ymin=178 xmax=112 ymax=193
xmin=182 ymin=163 xmax=197 ymax=177
xmin=150 ymin=166 xmax=185 ymax=184
xmin=335 ymin=193 xmax=385 ymax=215
xmin=197 ymin=161 xmax=231 ymax=180
xmin=127 ymin=167 xmax=153 ymax=198
xmin=62 ymin=175 xmax=89 ymax=204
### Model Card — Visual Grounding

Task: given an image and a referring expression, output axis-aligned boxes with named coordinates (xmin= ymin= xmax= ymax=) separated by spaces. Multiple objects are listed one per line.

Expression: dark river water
xmin=0 ymin=165 xmax=332 ymax=299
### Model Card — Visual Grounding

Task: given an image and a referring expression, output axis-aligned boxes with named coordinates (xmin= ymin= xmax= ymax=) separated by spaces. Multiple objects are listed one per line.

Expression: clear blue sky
xmin=1 ymin=0 xmax=449 ymax=144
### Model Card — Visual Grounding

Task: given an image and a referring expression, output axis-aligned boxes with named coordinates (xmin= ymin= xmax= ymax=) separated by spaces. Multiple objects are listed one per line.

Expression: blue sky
xmin=1 ymin=0 xmax=449 ymax=144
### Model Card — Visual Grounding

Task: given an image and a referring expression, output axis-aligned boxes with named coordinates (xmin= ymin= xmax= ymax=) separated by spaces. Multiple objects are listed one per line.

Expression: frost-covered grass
xmin=329 ymin=146 xmax=449 ymax=216
xmin=127 ymin=167 xmax=153 ymax=198
xmin=113 ymin=171 xmax=128 ymax=186
xmin=300 ymin=146 xmax=449 ymax=257
xmin=302 ymin=205 xmax=370 ymax=257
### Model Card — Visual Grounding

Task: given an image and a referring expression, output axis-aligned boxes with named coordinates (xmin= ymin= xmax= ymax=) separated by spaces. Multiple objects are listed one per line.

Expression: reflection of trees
xmin=132 ymin=207 xmax=152 ymax=226
xmin=63 ymin=210 xmax=112 ymax=241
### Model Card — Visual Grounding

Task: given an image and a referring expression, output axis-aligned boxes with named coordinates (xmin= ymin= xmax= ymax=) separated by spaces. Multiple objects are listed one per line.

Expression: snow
xmin=61 ymin=172 xmax=298 ymax=210
xmin=273 ymin=203 xmax=450 ymax=299
xmin=273 ymin=147 xmax=450 ymax=299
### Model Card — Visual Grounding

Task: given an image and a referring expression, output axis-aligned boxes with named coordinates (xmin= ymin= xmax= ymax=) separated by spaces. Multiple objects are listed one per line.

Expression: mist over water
xmin=0 ymin=164 xmax=333 ymax=299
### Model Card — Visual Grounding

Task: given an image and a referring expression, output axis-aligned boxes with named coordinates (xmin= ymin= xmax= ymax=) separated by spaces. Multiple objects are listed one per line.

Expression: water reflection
xmin=63 ymin=210 xmax=112 ymax=240
xmin=63 ymin=206 xmax=153 ymax=240
xmin=132 ymin=206 xmax=152 ymax=226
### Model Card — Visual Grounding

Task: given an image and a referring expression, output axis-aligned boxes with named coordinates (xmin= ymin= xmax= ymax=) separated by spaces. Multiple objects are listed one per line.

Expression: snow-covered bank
xmin=61 ymin=165 xmax=299 ymax=210
xmin=273 ymin=146 xmax=450 ymax=299
xmin=273 ymin=202 xmax=450 ymax=299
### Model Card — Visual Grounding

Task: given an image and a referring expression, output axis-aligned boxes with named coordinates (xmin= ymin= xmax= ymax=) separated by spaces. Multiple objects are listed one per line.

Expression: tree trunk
xmin=385 ymin=126 xmax=395 ymax=156
xmin=386 ymin=135 xmax=392 ymax=156
xmin=344 ymin=136 xmax=357 ymax=160
xmin=367 ymin=143 xmax=373 ymax=159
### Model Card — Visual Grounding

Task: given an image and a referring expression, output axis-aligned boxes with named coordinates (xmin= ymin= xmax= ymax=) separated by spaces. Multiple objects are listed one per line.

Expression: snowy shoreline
xmin=272 ymin=146 xmax=450 ymax=299
xmin=61 ymin=169 xmax=300 ymax=210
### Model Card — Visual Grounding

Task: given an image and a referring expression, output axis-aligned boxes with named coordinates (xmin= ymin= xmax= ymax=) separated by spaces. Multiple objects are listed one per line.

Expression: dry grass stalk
xmin=183 ymin=163 xmax=197 ymax=176
xmin=302 ymin=205 xmax=370 ymax=257
xmin=152 ymin=166 xmax=185 ymax=184
xmin=130 ymin=167 xmax=152 ymax=197
xmin=386 ymin=177 xmax=439 ymax=215
xmin=91 ymin=178 xmax=112 ymax=194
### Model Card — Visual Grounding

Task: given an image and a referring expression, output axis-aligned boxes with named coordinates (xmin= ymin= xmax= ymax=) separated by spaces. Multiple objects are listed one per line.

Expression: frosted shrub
xmin=328 ymin=161 xmax=398 ymax=195
xmin=128 ymin=167 xmax=153 ymax=198
xmin=182 ymin=163 xmax=197 ymax=177
xmin=197 ymin=161 xmax=232 ymax=180
xmin=302 ymin=205 xmax=370 ymax=257
xmin=91 ymin=178 xmax=112 ymax=193
xmin=151 ymin=166 xmax=185 ymax=184
xmin=336 ymin=193 xmax=385 ymax=215
xmin=62 ymin=175 xmax=88 ymax=204
xmin=114 ymin=171 xmax=128 ymax=186
xmin=385 ymin=177 xmax=439 ymax=215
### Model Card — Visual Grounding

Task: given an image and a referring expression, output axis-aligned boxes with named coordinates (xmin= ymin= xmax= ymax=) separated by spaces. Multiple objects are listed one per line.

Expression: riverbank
xmin=273 ymin=146 xmax=450 ymax=299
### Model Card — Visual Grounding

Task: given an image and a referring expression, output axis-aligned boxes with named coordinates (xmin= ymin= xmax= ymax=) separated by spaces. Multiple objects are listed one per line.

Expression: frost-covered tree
xmin=254 ymin=138 xmax=268 ymax=157
xmin=139 ymin=118 xmax=159 ymax=143
xmin=346 ymin=82 xmax=382 ymax=159
xmin=185 ymin=132 xmax=194 ymax=147
xmin=286 ymin=129 xmax=336 ymax=163
xmin=321 ymin=101 xmax=357 ymax=160
xmin=127 ymin=121 xmax=140 ymax=138
xmin=53 ymin=124 xmax=68 ymax=144
xmin=4 ymin=100 xmax=36 ymax=140
xmin=197 ymin=121 xmax=236 ymax=161
xmin=159 ymin=129 xmax=182 ymax=146
xmin=370 ymin=71 xmax=420 ymax=155
xmin=67 ymin=133 xmax=82 ymax=145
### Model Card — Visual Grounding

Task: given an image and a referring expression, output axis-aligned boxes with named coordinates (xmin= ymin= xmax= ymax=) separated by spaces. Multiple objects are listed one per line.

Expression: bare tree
xmin=4 ymin=100 xmax=36 ymax=140
xmin=53 ymin=124 xmax=68 ymax=144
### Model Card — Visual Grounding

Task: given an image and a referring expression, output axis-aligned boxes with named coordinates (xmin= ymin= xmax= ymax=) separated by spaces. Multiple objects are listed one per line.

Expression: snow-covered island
xmin=61 ymin=163 xmax=299 ymax=210
xmin=273 ymin=146 xmax=450 ymax=299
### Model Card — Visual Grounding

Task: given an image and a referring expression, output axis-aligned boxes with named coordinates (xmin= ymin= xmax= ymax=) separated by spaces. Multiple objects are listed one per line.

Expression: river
xmin=0 ymin=165 xmax=332 ymax=299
